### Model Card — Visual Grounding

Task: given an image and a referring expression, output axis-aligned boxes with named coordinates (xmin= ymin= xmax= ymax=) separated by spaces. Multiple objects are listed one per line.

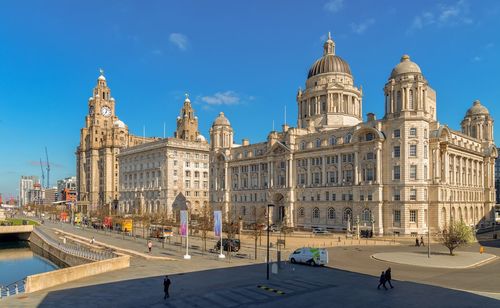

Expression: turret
xmin=210 ymin=112 xmax=233 ymax=150
xmin=461 ymin=100 xmax=494 ymax=144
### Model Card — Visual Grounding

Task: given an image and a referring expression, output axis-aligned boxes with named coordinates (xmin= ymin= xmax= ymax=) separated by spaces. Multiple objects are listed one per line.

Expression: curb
xmin=370 ymin=253 xmax=498 ymax=269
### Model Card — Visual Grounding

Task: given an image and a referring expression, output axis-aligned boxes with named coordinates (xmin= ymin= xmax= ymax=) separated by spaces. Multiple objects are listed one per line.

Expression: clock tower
xmin=76 ymin=70 xmax=155 ymax=213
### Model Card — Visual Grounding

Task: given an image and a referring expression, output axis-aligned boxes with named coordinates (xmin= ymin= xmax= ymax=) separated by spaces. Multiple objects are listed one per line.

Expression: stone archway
xmin=272 ymin=193 xmax=285 ymax=223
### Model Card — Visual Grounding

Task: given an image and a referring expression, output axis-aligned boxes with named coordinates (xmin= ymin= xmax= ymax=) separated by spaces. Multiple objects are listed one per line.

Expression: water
xmin=0 ymin=241 xmax=58 ymax=286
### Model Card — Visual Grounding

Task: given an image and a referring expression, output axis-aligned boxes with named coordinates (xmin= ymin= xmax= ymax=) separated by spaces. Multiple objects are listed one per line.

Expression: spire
xmin=323 ymin=32 xmax=335 ymax=55
xmin=98 ymin=68 xmax=106 ymax=81
xmin=184 ymin=92 xmax=191 ymax=104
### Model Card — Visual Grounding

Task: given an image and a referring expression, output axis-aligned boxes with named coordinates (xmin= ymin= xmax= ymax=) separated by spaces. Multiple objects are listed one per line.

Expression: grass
xmin=0 ymin=218 xmax=39 ymax=226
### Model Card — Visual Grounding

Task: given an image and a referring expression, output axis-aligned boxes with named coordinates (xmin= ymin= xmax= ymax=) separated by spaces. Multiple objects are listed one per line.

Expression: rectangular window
xmin=409 ymin=145 xmax=417 ymax=157
xmin=394 ymin=146 xmax=400 ymax=158
xmin=394 ymin=129 xmax=400 ymax=138
xmin=424 ymin=165 xmax=428 ymax=180
xmin=185 ymin=180 xmax=191 ymax=188
xmin=367 ymin=194 xmax=373 ymax=201
xmin=410 ymin=128 xmax=417 ymax=137
xmin=360 ymin=194 xmax=365 ymax=201
xmin=410 ymin=165 xmax=417 ymax=180
xmin=394 ymin=210 xmax=401 ymax=223
xmin=410 ymin=189 xmax=417 ymax=201
xmin=410 ymin=210 xmax=417 ymax=222
xmin=366 ymin=168 xmax=374 ymax=181
xmin=393 ymin=189 xmax=400 ymax=201
xmin=331 ymin=193 xmax=336 ymax=201
xmin=325 ymin=191 xmax=329 ymax=201
xmin=424 ymin=145 xmax=428 ymax=159
xmin=393 ymin=166 xmax=400 ymax=180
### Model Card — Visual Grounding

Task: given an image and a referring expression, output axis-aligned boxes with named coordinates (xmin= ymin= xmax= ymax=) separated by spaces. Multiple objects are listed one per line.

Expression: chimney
xmin=242 ymin=138 xmax=250 ymax=146
xmin=367 ymin=113 xmax=376 ymax=122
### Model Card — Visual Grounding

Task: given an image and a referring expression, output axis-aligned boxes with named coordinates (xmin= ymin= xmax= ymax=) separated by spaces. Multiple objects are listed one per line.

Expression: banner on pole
xmin=180 ymin=210 xmax=188 ymax=237
xmin=214 ymin=210 xmax=222 ymax=237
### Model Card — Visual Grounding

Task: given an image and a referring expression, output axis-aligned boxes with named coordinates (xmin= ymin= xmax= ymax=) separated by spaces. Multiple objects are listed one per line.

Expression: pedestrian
xmin=90 ymin=237 xmax=95 ymax=245
xmin=163 ymin=275 xmax=171 ymax=299
xmin=415 ymin=237 xmax=420 ymax=247
xmin=377 ymin=271 xmax=387 ymax=290
xmin=385 ymin=267 xmax=394 ymax=289
xmin=148 ymin=240 xmax=153 ymax=253
xmin=420 ymin=236 xmax=425 ymax=247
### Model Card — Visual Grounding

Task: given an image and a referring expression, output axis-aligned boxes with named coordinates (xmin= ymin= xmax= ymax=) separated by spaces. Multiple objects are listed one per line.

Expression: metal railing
xmin=0 ymin=278 xmax=26 ymax=299
xmin=33 ymin=227 xmax=115 ymax=261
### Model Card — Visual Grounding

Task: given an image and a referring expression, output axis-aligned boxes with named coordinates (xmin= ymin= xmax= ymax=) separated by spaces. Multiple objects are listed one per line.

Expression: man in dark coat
xmin=163 ymin=275 xmax=171 ymax=299
xmin=377 ymin=271 xmax=387 ymax=290
xmin=385 ymin=267 xmax=394 ymax=288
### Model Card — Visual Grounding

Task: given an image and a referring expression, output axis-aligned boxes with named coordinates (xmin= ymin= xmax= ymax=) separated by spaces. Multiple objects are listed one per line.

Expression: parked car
xmin=263 ymin=224 xmax=279 ymax=232
xmin=215 ymin=239 xmax=241 ymax=252
xmin=312 ymin=227 xmax=330 ymax=234
xmin=289 ymin=247 xmax=328 ymax=266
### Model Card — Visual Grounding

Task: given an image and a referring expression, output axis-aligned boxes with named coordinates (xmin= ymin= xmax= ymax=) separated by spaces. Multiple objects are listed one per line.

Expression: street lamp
xmin=267 ymin=203 xmax=275 ymax=280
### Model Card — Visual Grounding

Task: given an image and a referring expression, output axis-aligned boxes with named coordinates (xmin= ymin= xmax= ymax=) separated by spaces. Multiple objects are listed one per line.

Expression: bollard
xmin=7 ymin=288 xmax=10 ymax=297
xmin=15 ymin=284 xmax=18 ymax=294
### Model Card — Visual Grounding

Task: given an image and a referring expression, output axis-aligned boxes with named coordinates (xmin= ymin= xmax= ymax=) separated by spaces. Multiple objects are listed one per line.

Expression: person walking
xmin=420 ymin=236 xmax=425 ymax=247
xmin=385 ymin=267 xmax=394 ymax=289
xmin=148 ymin=240 xmax=153 ymax=253
xmin=163 ymin=275 xmax=171 ymax=299
xmin=415 ymin=237 xmax=420 ymax=247
xmin=90 ymin=237 xmax=95 ymax=245
xmin=377 ymin=271 xmax=387 ymax=290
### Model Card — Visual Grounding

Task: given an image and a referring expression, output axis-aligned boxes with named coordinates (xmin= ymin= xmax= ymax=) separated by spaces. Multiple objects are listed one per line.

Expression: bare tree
xmin=198 ymin=203 xmax=212 ymax=253
xmin=250 ymin=206 xmax=266 ymax=260
xmin=440 ymin=220 xmax=474 ymax=255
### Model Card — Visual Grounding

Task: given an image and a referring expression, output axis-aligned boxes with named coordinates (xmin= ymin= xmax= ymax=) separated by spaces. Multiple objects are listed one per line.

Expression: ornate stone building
xmin=117 ymin=95 xmax=209 ymax=219
xmin=76 ymin=71 xmax=157 ymax=212
xmin=209 ymin=34 xmax=497 ymax=235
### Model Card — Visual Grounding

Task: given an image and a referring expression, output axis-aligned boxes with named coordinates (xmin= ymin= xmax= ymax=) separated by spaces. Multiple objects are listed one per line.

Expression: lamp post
xmin=427 ymin=203 xmax=431 ymax=258
xmin=267 ymin=203 xmax=274 ymax=280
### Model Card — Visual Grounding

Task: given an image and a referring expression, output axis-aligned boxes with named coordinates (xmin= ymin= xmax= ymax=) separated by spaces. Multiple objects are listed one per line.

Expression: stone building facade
xmin=209 ymin=34 xmax=497 ymax=235
xmin=76 ymin=72 xmax=157 ymax=212
xmin=117 ymin=96 xmax=209 ymax=219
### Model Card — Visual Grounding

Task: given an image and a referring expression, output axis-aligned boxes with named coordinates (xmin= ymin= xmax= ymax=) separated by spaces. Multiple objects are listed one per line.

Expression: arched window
xmin=312 ymin=207 xmax=320 ymax=219
xmin=300 ymin=141 xmax=306 ymax=150
xmin=329 ymin=136 xmax=337 ymax=146
xmin=343 ymin=208 xmax=352 ymax=223
xmin=396 ymin=91 xmax=402 ymax=111
xmin=408 ymin=90 xmax=414 ymax=109
xmin=344 ymin=134 xmax=352 ymax=144
xmin=316 ymin=139 xmax=321 ymax=148
xmin=328 ymin=207 xmax=336 ymax=220
xmin=361 ymin=208 xmax=372 ymax=223
xmin=366 ymin=133 xmax=374 ymax=141
xmin=241 ymin=206 xmax=246 ymax=216
xmin=298 ymin=207 xmax=305 ymax=217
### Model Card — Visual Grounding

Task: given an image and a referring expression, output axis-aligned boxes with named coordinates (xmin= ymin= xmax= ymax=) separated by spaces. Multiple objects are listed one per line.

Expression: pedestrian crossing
xmin=154 ymin=278 xmax=337 ymax=308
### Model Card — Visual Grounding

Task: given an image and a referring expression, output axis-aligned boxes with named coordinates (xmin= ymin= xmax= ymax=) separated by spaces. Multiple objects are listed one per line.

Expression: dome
xmin=213 ymin=112 xmax=231 ymax=126
xmin=307 ymin=33 xmax=352 ymax=79
xmin=466 ymin=100 xmax=490 ymax=116
xmin=390 ymin=55 xmax=421 ymax=78
xmin=113 ymin=120 xmax=126 ymax=129
xmin=98 ymin=75 xmax=106 ymax=81
xmin=196 ymin=134 xmax=206 ymax=142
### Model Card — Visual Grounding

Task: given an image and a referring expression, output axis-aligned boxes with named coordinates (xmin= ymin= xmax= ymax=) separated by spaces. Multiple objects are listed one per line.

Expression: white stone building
xmin=209 ymin=34 xmax=497 ymax=235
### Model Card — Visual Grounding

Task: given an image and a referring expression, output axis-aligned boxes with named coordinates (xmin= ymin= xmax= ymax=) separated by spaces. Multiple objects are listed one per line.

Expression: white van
xmin=289 ymin=247 xmax=329 ymax=266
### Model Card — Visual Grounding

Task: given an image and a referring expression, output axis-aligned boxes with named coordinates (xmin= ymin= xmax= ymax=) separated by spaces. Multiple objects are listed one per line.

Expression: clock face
xmin=89 ymin=106 xmax=94 ymax=115
xmin=101 ymin=106 xmax=111 ymax=117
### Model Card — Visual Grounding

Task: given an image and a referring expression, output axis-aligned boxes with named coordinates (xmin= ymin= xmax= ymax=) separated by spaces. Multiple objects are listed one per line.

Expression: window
xmin=366 ymin=152 xmax=374 ymax=160
xmin=394 ymin=129 xmax=400 ymax=138
xmin=410 ymin=210 xmax=417 ymax=222
xmin=424 ymin=165 xmax=428 ymax=180
xmin=185 ymin=162 xmax=190 ymax=168
xmin=332 ymin=193 xmax=336 ymax=201
xmin=424 ymin=129 xmax=428 ymax=139
xmin=328 ymin=208 xmax=336 ymax=220
xmin=367 ymin=194 xmax=373 ymax=201
xmin=316 ymin=139 xmax=321 ymax=148
xmin=410 ymin=128 xmax=417 ymax=137
xmin=361 ymin=209 xmax=371 ymax=222
xmin=394 ymin=210 xmax=401 ymax=223
xmin=185 ymin=180 xmax=191 ymax=188
xmin=343 ymin=208 xmax=352 ymax=223
xmin=410 ymin=189 xmax=417 ymax=201
xmin=393 ymin=166 xmax=401 ymax=180
xmin=173 ymin=160 xmax=178 ymax=166
xmin=298 ymin=207 xmax=305 ymax=217
xmin=325 ymin=191 xmax=329 ymax=201
xmin=408 ymin=90 xmax=414 ymax=109
xmin=424 ymin=145 xmax=428 ymax=159
xmin=394 ymin=146 xmax=400 ymax=158
xmin=366 ymin=168 xmax=374 ymax=181
xmin=312 ymin=207 xmax=320 ymax=219
xmin=329 ymin=137 xmax=337 ymax=146
xmin=300 ymin=142 xmax=306 ymax=150
xmin=360 ymin=194 xmax=365 ymax=201
xmin=409 ymin=144 xmax=417 ymax=157
xmin=410 ymin=165 xmax=417 ymax=180
xmin=344 ymin=134 xmax=352 ymax=144
xmin=396 ymin=91 xmax=402 ymax=110
xmin=365 ymin=133 xmax=374 ymax=141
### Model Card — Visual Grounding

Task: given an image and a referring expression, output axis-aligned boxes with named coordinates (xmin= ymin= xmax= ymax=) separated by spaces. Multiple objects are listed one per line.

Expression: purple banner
xmin=180 ymin=210 xmax=188 ymax=237
xmin=214 ymin=210 xmax=222 ymax=237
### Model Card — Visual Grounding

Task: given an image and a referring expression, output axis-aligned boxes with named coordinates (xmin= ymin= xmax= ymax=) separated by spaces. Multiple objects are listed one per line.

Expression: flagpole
xmin=217 ymin=211 xmax=225 ymax=258
xmin=184 ymin=212 xmax=191 ymax=259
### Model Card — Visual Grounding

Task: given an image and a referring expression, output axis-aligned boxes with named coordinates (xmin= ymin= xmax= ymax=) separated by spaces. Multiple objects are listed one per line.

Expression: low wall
xmin=25 ymin=255 xmax=130 ymax=293
xmin=0 ymin=225 xmax=33 ymax=241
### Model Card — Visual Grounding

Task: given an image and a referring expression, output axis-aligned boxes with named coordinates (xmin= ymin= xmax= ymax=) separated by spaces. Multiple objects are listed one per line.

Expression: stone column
xmin=338 ymin=154 xmax=343 ymax=184
xmin=376 ymin=145 xmax=382 ymax=183
xmin=322 ymin=156 xmax=327 ymax=186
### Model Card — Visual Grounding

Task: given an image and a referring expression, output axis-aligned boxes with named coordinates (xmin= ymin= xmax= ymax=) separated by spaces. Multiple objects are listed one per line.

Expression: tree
xmin=250 ymin=206 xmax=266 ymax=260
xmin=198 ymin=203 xmax=212 ymax=253
xmin=440 ymin=220 xmax=474 ymax=255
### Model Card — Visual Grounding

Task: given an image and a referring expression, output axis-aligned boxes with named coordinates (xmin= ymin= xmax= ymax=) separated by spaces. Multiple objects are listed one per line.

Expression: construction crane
xmin=40 ymin=157 xmax=45 ymax=189
xmin=45 ymin=147 xmax=50 ymax=189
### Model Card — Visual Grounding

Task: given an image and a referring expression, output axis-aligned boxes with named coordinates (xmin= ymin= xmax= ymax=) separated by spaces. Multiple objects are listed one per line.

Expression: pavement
xmin=372 ymin=251 xmax=497 ymax=269
xmin=2 ymin=220 xmax=500 ymax=307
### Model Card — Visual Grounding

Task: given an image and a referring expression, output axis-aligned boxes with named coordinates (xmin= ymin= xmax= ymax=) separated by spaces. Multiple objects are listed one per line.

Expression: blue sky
xmin=1 ymin=0 xmax=499 ymax=197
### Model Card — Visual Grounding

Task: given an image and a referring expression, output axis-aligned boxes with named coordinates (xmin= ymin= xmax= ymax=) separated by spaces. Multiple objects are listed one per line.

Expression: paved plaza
xmin=372 ymin=251 xmax=497 ymax=269
xmin=2 ymin=222 xmax=500 ymax=307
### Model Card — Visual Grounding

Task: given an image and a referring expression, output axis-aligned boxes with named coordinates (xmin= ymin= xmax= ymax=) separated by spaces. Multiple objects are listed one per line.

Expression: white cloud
xmin=169 ymin=33 xmax=189 ymax=50
xmin=200 ymin=91 xmax=241 ymax=106
xmin=351 ymin=18 xmax=375 ymax=34
xmin=409 ymin=0 xmax=473 ymax=32
xmin=324 ymin=0 xmax=344 ymax=13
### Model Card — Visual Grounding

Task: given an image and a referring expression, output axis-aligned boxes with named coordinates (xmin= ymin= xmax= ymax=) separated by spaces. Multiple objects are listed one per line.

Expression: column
xmin=338 ymin=154 xmax=342 ymax=184
xmin=354 ymin=151 xmax=359 ymax=184
xmin=288 ymin=158 xmax=293 ymax=188
xmin=321 ymin=156 xmax=327 ymax=186
xmin=376 ymin=146 xmax=382 ymax=183
xmin=307 ymin=158 xmax=312 ymax=186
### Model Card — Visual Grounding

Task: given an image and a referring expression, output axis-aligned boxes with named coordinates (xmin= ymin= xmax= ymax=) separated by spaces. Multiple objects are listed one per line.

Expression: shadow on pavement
xmin=28 ymin=263 xmax=500 ymax=308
